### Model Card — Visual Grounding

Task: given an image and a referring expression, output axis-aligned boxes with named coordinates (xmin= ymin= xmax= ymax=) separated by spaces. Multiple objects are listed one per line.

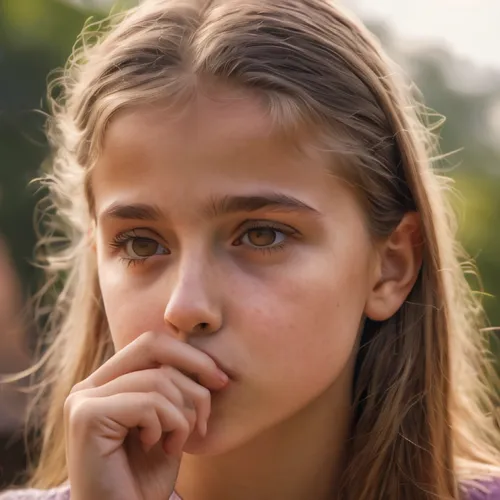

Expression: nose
xmin=163 ymin=256 xmax=223 ymax=339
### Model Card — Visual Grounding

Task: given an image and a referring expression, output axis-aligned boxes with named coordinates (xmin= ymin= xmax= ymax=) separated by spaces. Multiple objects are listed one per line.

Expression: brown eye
xmin=128 ymin=238 xmax=163 ymax=257
xmin=245 ymin=228 xmax=281 ymax=247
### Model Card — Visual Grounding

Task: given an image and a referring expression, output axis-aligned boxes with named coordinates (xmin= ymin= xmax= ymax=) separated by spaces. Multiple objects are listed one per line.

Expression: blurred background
xmin=0 ymin=0 xmax=499 ymax=489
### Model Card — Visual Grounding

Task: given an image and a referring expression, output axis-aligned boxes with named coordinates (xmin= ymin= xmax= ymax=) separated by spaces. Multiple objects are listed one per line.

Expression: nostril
xmin=194 ymin=322 xmax=210 ymax=333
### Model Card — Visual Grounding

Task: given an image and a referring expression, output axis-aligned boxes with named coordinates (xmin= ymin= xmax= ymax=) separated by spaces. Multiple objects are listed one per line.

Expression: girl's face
xmin=92 ymin=89 xmax=378 ymax=455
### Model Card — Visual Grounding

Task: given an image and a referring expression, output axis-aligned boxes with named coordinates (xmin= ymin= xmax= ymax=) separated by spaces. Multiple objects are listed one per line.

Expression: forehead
xmin=90 ymin=86 xmax=347 ymax=219
xmin=100 ymin=86 xmax=310 ymax=163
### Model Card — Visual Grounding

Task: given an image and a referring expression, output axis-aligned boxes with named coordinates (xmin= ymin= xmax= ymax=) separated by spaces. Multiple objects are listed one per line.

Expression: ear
xmin=364 ymin=212 xmax=423 ymax=322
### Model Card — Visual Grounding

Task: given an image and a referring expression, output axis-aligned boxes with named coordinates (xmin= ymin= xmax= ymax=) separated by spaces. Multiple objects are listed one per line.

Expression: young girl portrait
xmin=1 ymin=0 xmax=500 ymax=498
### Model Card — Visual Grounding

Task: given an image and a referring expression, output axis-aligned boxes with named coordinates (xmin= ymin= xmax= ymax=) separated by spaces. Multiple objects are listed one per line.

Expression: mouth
xmin=197 ymin=349 xmax=238 ymax=382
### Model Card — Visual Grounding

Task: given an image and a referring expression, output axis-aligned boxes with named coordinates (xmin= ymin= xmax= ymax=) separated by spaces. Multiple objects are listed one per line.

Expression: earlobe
xmin=364 ymin=212 xmax=423 ymax=322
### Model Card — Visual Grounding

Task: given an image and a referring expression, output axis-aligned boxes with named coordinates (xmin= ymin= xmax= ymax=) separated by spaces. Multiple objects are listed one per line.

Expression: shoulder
xmin=0 ymin=485 xmax=70 ymax=500
xmin=466 ymin=477 xmax=500 ymax=500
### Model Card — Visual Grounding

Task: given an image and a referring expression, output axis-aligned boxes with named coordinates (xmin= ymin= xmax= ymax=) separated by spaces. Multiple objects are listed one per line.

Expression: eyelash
xmin=109 ymin=222 xmax=297 ymax=267
xmin=109 ymin=230 xmax=164 ymax=268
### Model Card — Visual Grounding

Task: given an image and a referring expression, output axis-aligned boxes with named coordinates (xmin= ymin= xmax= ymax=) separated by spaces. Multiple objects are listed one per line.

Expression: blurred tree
xmin=367 ymin=21 xmax=500 ymax=331
xmin=0 ymin=0 xmax=101 ymax=295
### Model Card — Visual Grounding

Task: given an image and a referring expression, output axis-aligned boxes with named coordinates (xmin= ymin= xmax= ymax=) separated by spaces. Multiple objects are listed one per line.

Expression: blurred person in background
xmin=0 ymin=235 xmax=29 ymax=487
xmin=0 ymin=235 xmax=29 ymax=423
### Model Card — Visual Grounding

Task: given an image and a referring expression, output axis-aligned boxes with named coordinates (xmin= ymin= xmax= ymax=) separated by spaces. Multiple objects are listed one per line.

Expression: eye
xmin=109 ymin=230 xmax=169 ymax=265
xmin=241 ymin=227 xmax=286 ymax=248
xmin=125 ymin=237 xmax=166 ymax=258
xmin=233 ymin=222 xmax=297 ymax=254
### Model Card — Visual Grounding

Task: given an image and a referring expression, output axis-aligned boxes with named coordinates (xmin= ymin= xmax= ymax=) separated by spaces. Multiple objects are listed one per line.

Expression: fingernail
xmin=217 ymin=370 xmax=229 ymax=384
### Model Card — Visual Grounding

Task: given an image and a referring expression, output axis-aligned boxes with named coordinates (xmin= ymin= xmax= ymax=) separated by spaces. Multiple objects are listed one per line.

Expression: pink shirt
xmin=0 ymin=484 xmax=180 ymax=499
xmin=2 ymin=478 xmax=500 ymax=499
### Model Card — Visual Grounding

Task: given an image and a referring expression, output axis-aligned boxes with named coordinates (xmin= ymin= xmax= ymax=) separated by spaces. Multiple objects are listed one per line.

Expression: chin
xmin=182 ymin=419 xmax=256 ymax=457
xmin=183 ymin=432 xmax=229 ymax=457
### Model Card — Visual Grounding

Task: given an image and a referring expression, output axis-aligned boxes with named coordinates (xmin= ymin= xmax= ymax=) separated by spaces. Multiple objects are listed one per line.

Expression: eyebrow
xmin=98 ymin=193 xmax=321 ymax=224
xmin=99 ymin=203 xmax=163 ymax=222
xmin=204 ymin=193 xmax=321 ymax=218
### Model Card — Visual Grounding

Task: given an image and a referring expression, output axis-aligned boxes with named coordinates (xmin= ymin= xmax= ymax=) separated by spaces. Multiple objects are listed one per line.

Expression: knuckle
xmin=148 ymin=391 xmax=166 ymax=410
xmin=64 ymin=391 xmax=82 ymax=415
xmin=153 ymin=376 xmax=171 ymax=397
xmin=142 ymin=404 xmax=157 ymax=425
xmin=139 ymin=330 xmax=160 ymax=357
xmin=149 ymin=369 xmax=173 ymax=395
xmin=184 ymin=414 xmax=196 ymax=433
xmin=152 ymin=377 xmax=164 ymax=395
xmin=133 ymin=393 xmax=152 ymax=415
xmin=169 ymin=384 xmax=184 ymax=407
xmin=155 ymin=379 xmax=179 ymax=401
xmin=192 ymin=384 xmax=211 ymax=405
xmin=65 ymin=394 xmax=92 ymax=429
xmin=160 ymin=365 xmax=175 ymax=376
xmin=159 ymin=367 xmax=184 ymax=401
xmin=159 ymin=365 xmax=176 ymax=382
xmin=148 ymin=392 xmax=173 ymax=428
xmin=69 ymin=380 xmax=86 ymax=395
xmin=198 ymin=385 xmax=211 ymax=401
xmin=178 ymin=416 xmax=190 ymax=436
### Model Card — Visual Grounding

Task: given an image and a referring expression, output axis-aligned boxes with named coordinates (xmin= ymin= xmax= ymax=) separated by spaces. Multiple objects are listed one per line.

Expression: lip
xmin=197 ymin=348 xmax=238 ymax=382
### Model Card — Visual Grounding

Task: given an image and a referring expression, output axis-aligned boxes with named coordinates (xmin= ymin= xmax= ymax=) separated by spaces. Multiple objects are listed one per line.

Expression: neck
xmin=175 ymin=367 xmax=353 ymax=500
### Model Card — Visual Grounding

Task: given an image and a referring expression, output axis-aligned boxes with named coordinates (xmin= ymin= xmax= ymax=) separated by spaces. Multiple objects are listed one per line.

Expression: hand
xmin=64 ymin=331 xmax=229 ymax=500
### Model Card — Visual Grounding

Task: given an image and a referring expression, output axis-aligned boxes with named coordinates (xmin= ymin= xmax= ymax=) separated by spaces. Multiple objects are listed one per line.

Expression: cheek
xmin=97 ymin=261 xmax=166 ymax=351
xmin=236 ymin=246 xmax=369 ymax=386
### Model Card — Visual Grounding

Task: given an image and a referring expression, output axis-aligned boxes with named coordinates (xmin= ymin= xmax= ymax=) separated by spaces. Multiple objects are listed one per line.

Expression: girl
xmin=1 ymin=0 xmax=500 ymax=498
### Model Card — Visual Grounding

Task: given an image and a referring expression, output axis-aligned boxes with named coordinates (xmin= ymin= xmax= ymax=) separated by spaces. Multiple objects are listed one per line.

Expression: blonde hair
xmin=4 ymin=0 xmax=500 ymax=498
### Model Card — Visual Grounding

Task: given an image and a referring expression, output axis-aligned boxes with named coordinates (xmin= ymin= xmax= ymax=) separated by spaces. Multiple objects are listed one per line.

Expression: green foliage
xmin=0 ymin=0 xmax=102 ymax=292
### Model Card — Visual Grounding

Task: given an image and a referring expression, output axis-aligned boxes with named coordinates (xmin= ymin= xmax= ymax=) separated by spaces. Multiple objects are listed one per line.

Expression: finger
xmin=168 ymin=368 xmax=212 ymax=436
xmin=84 ymin=367 xmax=207 ymax=439
xmin=75 ymin=331 xmax=228 ymax=391
xmin=83 ymin=368 xmax=186 ymax=411
xmin=66 ymin=391 xmax=190 ymax=456
xmin=73 ymin=367 xmax=205 ymax=442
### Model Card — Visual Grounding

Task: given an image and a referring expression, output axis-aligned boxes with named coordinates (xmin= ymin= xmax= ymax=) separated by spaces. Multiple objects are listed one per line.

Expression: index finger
xmin=78 ymin=331 xmax=228 ymax=391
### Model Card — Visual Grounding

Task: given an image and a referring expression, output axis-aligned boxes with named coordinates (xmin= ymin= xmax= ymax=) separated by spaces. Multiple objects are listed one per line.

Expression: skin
xmin=66 ymin=86 xmax=421 ymax=500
